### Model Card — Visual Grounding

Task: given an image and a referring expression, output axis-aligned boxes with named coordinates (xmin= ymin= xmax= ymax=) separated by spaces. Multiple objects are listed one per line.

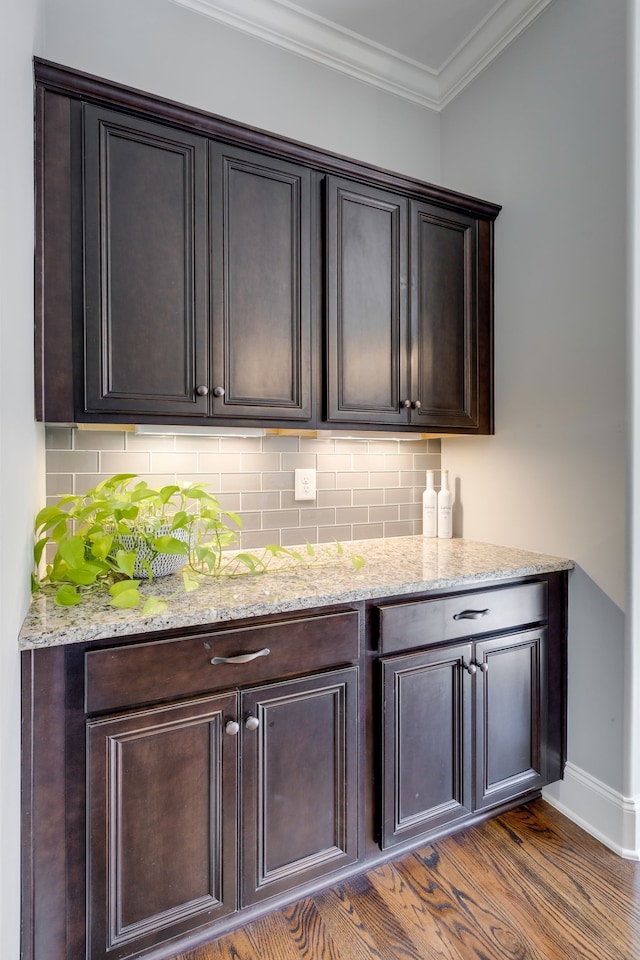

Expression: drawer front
xmin=85 ymin=609 xmax=359 ymax=714
xmin=378 ymin=581 xmax=547 ymax=654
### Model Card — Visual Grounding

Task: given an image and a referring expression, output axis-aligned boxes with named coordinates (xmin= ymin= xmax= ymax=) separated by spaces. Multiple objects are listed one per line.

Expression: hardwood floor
xmin=178 ymin=800 xmax=640 ymax=960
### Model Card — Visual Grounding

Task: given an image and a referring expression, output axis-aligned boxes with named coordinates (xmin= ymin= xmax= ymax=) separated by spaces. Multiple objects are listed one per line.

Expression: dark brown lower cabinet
xmin=22 ymin=574 xmax=567 ymax=960
xmin=87 ymin=693 xmax=238 ymax=960
xmin=86 ymin=667 xmax=358 ymax=960
xmin=240 ymin=669 xmax=358 ymax=906
xmin=380 ymin=627 xmax=548 ymax=849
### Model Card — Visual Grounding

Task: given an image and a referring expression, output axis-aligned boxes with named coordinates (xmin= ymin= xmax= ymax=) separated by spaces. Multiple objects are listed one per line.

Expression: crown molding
xmin=438 ymin=0 xmax=557 ymax=108
xmin=168 ymin=0 xmax=556 ymax=111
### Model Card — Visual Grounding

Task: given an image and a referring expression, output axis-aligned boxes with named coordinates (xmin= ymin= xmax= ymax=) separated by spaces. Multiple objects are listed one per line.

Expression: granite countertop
xmin=19 ymin=536 xmax=573 ymax=650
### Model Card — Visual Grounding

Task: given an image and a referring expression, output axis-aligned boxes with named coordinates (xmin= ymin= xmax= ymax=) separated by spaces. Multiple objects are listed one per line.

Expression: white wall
xmin=627 ymin=0 xmax=640 ymax=851
xmin=42 ymin=0 xmax=441 ymax=183
xmin=441 ymin=0 xmax=630 ymax=843
xmin=1 ymin=1 xmax=46 ymax=957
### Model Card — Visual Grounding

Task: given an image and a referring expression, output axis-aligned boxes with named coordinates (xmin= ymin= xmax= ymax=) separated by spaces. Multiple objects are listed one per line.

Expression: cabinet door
xmin=83 ymin=105 xmax=209 ymax=417
xmin=86 ymin=693 xmax=237 ymax=960
xmin=410 ymin=201 xmax=483 ymax=430
xmin=240 ymin=667 xmax=358 ymax=906
xmin=474 ymin=628 xmax=547 ymax=811
xmin=326 ymin=177 xmax=409 ymax=424
xmin=380 ymin=643 xmax=473 ymax=849
xmin=209 ymin=144 xmax=312 ymax=420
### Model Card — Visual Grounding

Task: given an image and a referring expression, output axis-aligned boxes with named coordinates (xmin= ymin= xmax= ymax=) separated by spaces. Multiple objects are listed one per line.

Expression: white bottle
xmin=437 ymin=470 xmax=453 ymax=539
xmin=422 ymin=471 xmax=437 ymax=537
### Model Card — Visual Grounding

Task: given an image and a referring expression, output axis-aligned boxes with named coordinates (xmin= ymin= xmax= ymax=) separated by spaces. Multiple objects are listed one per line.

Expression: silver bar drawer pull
xmin=453 ymin=609 xmax=490 ymax=621
xmin=210 ymin=647 xmax=270 ymax=665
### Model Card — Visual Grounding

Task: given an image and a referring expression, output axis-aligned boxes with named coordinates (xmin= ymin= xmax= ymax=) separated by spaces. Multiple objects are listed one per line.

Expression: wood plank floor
xmin=178 ymin=801 xmax=640 ymax=960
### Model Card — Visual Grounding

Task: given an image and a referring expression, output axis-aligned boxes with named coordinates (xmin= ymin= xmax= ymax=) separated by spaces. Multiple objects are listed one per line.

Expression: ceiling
xmin=169 ymin=0 xmax=556 ymax=109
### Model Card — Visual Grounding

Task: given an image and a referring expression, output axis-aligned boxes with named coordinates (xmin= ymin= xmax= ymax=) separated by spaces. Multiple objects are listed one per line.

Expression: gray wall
xmin=43 ymin=0 xmax=441 ymax=183
xmin=1 ymin=2 xmax=46 ymax=956
xmin=440 ymin=0 xmax=628 ymax=792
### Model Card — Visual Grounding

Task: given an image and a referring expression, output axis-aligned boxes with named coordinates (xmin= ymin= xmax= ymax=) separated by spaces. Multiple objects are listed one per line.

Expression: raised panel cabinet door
xmin=86 ymin=693 xmax=238 ymax=960
xmin=209 ymin=144 xmax=312 ymax=420
xmin=410 ymin=201 xmax=483 ymax=430
xmin=326 ymin=177 xmax=409 ymax=424
xmin=83 ymin=105 xmax=209 ymax=416
xmin=240 ymin=667 xmax=359 ymax=906
xmin=474 ymin=628 xmax=548 ymax=811
xmin=381 ymin=643 xmax=473 ymax=849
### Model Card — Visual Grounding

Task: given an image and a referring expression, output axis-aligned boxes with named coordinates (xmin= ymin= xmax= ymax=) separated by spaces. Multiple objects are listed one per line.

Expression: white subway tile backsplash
xmin=317 ymin=490 xmax=352 ymax=508
xmin=45 ymin=426 xmax=72 ymax=449
xmin=199 ymin=453 xmax=242 ymax=473
xmin=220 ymin=472 xmax=261 ymax=493
xmin=282 ymin=451 xmax=317 ymax=471
xmin=74 ymin=430 xmax=126 ymax=451
xmin=316 ymin=453 xmax=352 ymax=472
xmin=300 ymin=507 xmax=336 ymax=527
xmin=45 ymin=429 xmax=440 ymax=545
xmin=242 ymin=452 xmax=280 ymax=472
xmin=150 ymin=452 xmax=198 ymax=474
xmin=47 ymin=450 xmax=99 ymax=473
xmin=99 ymin=451 xmax=150 ymax=474
xmin=352 ymin=489 xmax=384 ymax=506
xmin=336 ymin=471 xmax=367 ymax=489
xmin=46 ymin=474 xmax=73 ymax=496
xmin=241 ymin=491 xmax=280 ymax=511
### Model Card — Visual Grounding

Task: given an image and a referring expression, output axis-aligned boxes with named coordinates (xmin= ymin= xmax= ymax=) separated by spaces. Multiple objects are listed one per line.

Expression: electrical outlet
xmin=294 ymin=468 xmax=317 ymax=501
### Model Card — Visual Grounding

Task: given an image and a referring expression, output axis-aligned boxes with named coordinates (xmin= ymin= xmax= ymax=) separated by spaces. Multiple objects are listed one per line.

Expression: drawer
xmin=378 ymin=581 xmax=547 ymax=654
xmin=85 ymin=609 xmax=359 ymax=714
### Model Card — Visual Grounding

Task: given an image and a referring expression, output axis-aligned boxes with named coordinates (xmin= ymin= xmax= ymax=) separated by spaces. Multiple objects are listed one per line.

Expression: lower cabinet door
xmin=86 ymin=693 xmax=238 ymax=960
xmin=381 ymin=643 xmax=473 ymax=849
xmin=474 ymin=628 xmax=547 ymax=811
xmin=240 ymin=667 xmax=359 ymax=906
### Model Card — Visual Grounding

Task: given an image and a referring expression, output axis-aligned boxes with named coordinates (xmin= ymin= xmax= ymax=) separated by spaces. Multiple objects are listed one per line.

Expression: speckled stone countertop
xmin=19 ymin=537 xmax=573 ymax=650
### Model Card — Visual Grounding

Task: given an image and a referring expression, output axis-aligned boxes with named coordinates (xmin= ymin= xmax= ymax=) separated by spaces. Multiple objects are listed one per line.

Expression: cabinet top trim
xmin=34 ymin=58 xmax=501 ymax=221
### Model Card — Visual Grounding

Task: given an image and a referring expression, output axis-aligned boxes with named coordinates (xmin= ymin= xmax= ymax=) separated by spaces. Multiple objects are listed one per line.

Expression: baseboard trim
xmin=543 ymin=762 xmax=640 ymax=860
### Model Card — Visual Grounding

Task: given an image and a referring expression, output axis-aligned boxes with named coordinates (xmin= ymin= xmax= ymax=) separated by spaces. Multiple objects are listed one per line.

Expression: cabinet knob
xmin=195 ymin=384 xmax=209 ymax=397
xmin=401 ymin=399 xmax=411 ymax=409
xmin=225 ymin=720 xmax=240 ymax=736
xmin=411 ymin=400 xmax=422 ymax=410
xmin=463 ymin=661 xmax=477 ymax=676
xmin=475 ymin=661 xmax=489 ymax=674
xmin=245 ymin=715 xmax=260 ymax=731
xmin=212 ymin=385 xmax=226 ymax=398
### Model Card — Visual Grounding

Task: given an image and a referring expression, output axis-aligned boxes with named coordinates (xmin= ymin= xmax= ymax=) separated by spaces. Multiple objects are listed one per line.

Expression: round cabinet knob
xmin=225 ymin=720 xmax=240 ymax=736
xmin=464 ymin=662 xmax=477 ymax=676
xmin=195 ymin=384 xmax=209 ymax=397
xmin=245 ymin=716 xmax=260 ymax=731
xmin=477 ymin=661 xmax=489 ymax=674
xmin=401 ymin=399 xmax=411 ymax=409
xmin=411 ymin=400 xmax=422 ymax=410
xmin=212 ymin=386 xmax=226 ymax=398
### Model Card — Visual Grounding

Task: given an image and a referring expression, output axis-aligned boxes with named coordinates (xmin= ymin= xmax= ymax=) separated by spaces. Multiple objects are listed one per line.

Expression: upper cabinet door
xmin=83 ymin=105 xmax=209 ymax=417
xmin=209 ymin=144 xmax=312 ymax=421
xmin=325 ymin=177 xmax=409 ymax=425
xmin=410 ymin=202 xmax=486 ymax=431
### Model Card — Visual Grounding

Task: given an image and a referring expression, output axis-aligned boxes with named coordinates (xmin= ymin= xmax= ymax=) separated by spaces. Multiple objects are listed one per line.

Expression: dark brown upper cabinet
xmin=35 ymin=60 xmax=499 ymax=433
xmin=325 ymin=182 xmax=490 ymax=431
xmin=325 ymin=177 xmax=409 ymax=426
xmin=209 ymin=143 xmax=312 ymax=420
xmin=410 ymin=202 xmax=486 ymax=431
xmin=83 ymin=105 xmax=209 ymax=418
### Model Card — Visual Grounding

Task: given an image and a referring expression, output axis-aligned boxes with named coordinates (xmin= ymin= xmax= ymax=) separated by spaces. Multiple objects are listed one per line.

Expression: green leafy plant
xmin=33 ymin=473 xmax=364 ymax=615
